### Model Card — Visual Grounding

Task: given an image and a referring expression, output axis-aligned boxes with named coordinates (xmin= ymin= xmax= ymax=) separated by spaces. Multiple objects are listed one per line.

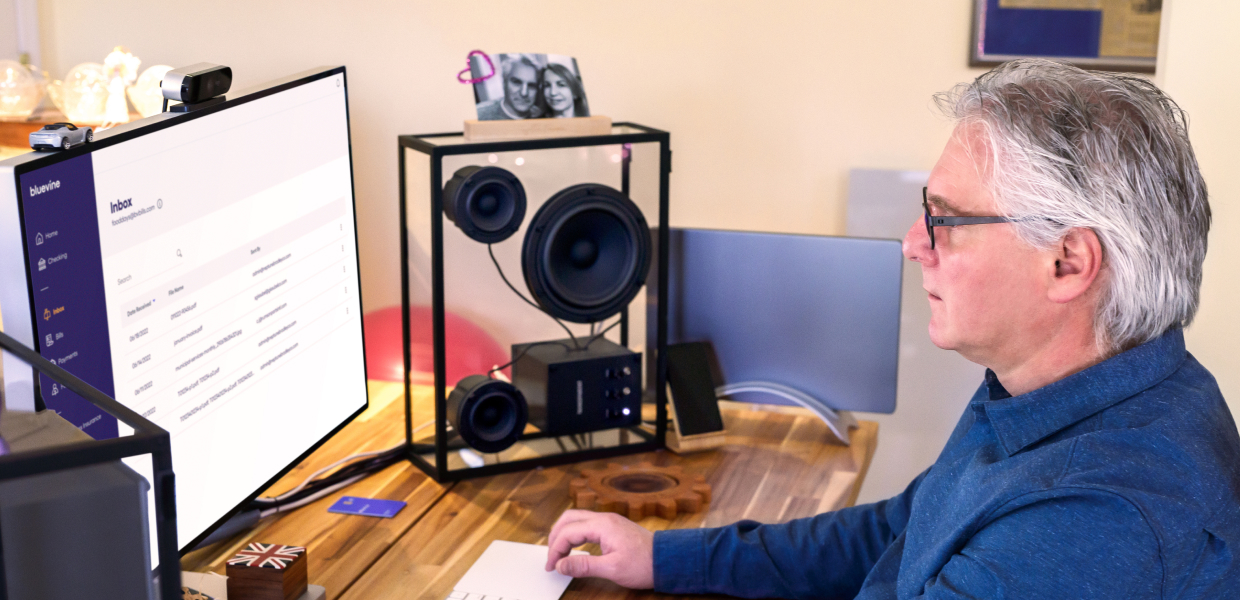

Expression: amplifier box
xmin=512 ymin=337 xmax=642 ymax=436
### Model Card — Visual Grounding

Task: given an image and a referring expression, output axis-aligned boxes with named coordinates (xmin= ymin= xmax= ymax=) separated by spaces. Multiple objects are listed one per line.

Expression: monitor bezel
xmin=4 ymin=65 xmax=372 ymax=555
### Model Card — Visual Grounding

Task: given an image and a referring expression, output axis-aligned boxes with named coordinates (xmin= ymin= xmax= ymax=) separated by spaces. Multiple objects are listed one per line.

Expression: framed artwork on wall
xmin=970 ymin=0 xmax=1161 ymax=73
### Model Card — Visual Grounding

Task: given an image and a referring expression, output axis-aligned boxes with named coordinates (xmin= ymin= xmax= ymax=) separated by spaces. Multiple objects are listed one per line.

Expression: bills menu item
xmin=227 ymin=543 xmax=308 ymax=600
xmin=0 ymin=66 xmax=368 ymax=561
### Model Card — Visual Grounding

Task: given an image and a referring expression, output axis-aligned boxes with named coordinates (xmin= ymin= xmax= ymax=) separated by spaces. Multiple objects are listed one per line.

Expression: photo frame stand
xmin=464 ymin=115 xmax=612 ymax=142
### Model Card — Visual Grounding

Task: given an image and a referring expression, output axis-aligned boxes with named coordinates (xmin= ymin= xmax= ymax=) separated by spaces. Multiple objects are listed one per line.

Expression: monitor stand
xmin=716 ymin=381 xmax=860 ymax=445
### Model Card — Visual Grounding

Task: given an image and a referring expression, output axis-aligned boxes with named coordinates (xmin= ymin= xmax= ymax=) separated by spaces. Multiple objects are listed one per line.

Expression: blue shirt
xmin=653 ymin=329 xmax=1240 ymax=599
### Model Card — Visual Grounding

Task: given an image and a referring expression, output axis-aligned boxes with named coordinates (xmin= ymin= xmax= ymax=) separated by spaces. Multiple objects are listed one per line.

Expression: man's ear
xmin=1048 ymin=228 xmax=1103 ymax=304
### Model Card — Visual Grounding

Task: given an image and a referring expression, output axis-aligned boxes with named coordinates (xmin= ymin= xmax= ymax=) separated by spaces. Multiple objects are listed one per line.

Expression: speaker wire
xmin=488 ymin=244 xmax=581 ymax=349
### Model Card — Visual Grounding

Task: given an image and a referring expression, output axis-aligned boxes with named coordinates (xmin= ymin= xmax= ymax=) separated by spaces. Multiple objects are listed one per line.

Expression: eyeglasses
xmin=922 ymin=187 xmax=1016 ymax=249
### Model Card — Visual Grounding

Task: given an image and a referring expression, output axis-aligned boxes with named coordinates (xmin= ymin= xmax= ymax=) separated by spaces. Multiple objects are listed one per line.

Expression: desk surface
xmin=182 ymin=382 xmax=878 ymax=599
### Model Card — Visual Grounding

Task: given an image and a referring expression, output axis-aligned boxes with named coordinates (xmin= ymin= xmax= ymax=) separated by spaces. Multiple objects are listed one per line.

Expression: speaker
xmin=446 ymin=375 xmax=529 ymax=453
xmin=522 ymin=184 xmax=651 ymax=323
xmin=401 ymin=124 xmax=670 ymax=481
xmin=443 ymin=166 xmax=527 ymax=243
xmin=511 ymin=337 xmax=642 ymax=436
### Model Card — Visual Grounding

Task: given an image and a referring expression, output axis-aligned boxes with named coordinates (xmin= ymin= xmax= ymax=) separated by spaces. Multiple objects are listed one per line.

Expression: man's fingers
xmin=547 ymin=509 xmax=597 ymax=548
xmin=545 ymin=519 xmax=605 ymax=571
xmin=555 ymin=553 xmax=616 ymax=580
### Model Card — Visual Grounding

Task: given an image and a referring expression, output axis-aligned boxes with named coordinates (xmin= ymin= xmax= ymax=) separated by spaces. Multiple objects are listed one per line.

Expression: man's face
xmin=902 ymin=127 xmax=1055 ymax=368
xmin=504 ymin=62 xmax=539 ymax=115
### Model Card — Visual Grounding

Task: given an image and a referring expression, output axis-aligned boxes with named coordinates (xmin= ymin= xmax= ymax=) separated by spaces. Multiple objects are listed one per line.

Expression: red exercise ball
xmin=362 ymin=306 xmax=508 ymax=385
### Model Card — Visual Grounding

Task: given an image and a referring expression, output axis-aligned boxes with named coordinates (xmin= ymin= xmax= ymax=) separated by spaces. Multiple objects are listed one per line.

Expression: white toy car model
xmin=29 ymin=122 xmax=93 ymax=151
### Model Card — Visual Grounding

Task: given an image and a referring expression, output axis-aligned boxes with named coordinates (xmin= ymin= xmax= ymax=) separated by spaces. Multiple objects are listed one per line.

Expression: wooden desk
xmin=183 ymin=382 xmax=878 ymax=599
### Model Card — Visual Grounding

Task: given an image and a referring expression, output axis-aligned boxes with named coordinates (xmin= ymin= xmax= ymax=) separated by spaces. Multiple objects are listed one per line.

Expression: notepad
xmin=448 ymin=540 xmax=585 ymax=600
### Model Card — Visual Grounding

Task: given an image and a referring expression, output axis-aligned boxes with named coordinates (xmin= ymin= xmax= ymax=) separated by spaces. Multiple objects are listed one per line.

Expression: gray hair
xmin=500 ymin=53 xmax=541 ymax=79
xmin=935 ymin=59 xmax=1210 ymax=355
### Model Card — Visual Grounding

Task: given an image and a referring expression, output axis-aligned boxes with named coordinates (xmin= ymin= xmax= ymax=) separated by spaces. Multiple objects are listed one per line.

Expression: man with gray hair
xmin=544 ymin=59 xmax=1240 ymax=598
xmin=477 ymin=54 xmax=543 ymax=120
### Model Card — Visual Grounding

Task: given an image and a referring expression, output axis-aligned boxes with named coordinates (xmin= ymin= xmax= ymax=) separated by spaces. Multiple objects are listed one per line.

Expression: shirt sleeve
xmin=913 ymin=489 xmax=1163 ymax=600
xmin=652 ymin=469 xmax=927 ymax=599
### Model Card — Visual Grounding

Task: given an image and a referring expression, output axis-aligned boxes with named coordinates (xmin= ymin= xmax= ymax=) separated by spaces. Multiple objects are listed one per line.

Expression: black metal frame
xmin=397 ymin=123 xmax=671 ymax=482
xmin=0 ymin=330 xmax=179 ymax=600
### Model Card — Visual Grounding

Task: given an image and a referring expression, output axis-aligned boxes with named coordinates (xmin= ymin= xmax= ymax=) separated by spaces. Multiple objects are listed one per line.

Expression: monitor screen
xmin=0 ymin=67 xmax=368 ymax=556
xmin=666 ymin=228 xmax=902 ymax=414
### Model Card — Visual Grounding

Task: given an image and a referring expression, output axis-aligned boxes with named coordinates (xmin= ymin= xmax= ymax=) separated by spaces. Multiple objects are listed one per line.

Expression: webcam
xmin=162 ymin=63 xmax=232 ymax=112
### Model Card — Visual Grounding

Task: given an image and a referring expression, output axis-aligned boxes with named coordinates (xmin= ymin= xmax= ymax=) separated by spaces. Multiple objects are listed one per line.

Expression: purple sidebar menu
xmin=19 ymin=154 xmax=119 ymax=439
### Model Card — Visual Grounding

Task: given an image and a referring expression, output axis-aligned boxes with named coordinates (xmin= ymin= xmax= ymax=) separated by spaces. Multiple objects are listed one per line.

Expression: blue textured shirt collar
xmin=975 ymin=328 xmax=1188 ymax=456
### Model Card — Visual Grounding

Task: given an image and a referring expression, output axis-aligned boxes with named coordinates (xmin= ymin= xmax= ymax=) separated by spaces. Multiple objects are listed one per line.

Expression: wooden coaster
xmin=569 ymin=462 xmax=711 ymax=520
xmin=226 ymin=543 xmax=308 ymax=600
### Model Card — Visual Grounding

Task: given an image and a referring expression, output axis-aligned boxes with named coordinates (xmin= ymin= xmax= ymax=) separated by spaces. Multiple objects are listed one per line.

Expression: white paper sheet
xmin=451 ymin=540 xmax=585 ymax=600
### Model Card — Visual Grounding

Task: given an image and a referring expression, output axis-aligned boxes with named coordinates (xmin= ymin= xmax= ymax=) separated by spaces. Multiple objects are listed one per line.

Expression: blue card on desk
xmin=328 ymin=496 xmax=406 ymax=518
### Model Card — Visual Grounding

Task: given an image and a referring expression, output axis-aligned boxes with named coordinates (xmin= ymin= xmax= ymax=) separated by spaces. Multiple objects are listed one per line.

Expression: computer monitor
xmin=666 ymin=228 xmax=902 ymax=414
xmin=0 ymin=66 xmax=368 ymax=557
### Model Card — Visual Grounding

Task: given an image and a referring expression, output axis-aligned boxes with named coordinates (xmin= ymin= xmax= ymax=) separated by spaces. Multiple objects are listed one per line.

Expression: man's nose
xmin=902 ymin=217 xmax=937 ymax=266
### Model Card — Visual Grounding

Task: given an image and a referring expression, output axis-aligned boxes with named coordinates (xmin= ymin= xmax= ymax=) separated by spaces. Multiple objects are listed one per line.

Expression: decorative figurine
xmin=102 ymin=46 xmax=141 ymax=126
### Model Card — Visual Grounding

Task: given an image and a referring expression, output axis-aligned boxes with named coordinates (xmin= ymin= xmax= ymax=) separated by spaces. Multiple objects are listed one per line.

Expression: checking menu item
xmin=14 ymin=70 xmax=367 ymax=559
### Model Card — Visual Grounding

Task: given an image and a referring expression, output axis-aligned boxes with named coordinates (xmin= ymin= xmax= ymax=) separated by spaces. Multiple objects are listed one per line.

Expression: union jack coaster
xmin=228 ymin=543 xmax=305 ymax=569
xmin=226 ymin=542 xmax=309 ymax=600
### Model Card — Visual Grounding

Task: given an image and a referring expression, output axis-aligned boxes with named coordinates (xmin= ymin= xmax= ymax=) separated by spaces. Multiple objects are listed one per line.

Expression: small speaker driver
xmin=446 ymin=375 xmax=528 ymax=453
xmin=522 ymin=184 xmax=652 ymax=323
xmin=443 ymin=166 xmax=527 ymax=244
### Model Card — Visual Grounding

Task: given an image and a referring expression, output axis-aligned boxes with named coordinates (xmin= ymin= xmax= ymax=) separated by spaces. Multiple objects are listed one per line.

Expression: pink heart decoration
xmin=457 ymin=50 xmax=495 ymax=85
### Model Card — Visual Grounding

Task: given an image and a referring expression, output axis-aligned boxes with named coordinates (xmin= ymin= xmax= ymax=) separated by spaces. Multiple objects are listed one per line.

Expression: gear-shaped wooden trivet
xmin=569 ymin=462 xmax=712 ymax=520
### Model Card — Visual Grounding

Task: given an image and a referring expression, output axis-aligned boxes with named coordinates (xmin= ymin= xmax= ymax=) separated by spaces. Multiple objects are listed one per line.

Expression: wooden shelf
xmin=0 ymin=109 xmax=144 ymax=152
xmin=0 ymin=110 xmax=68 ymax=149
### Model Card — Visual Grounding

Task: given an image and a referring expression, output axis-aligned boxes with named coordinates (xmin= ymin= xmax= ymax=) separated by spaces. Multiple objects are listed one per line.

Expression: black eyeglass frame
xmin=922 ymin=186 xmax=1015 ymax=249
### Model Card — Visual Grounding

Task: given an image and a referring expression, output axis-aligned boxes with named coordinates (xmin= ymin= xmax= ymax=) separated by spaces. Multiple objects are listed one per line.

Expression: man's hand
xmin=544 ymin=509 xmax=654 ymax=589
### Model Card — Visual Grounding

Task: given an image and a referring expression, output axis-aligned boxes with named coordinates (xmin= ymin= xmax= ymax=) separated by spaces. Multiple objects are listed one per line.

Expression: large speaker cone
xmin=522 ymin=184 xmax=651 ymax=323
xmin=446 ymin=375 xmax=528 ymax=453
xmin=443 ymin=166 xmax=527 ymax=244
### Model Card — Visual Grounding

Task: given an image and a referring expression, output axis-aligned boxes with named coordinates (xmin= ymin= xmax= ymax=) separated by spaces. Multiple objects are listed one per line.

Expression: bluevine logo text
xmin=28 ymin=180 xmax=61 ymax=197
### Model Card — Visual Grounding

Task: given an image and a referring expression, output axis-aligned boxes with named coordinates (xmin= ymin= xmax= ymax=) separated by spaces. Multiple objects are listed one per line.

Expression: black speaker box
xmin=399 ymin=124 xmax=671 ymax=482
xmin=512 ymin=338 xmax=642 ymax=436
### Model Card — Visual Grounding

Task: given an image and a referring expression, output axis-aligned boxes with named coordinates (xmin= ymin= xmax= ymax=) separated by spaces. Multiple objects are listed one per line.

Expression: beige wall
xmin=1159 ymin=1 xmax=1240 ymax=421
xmin=35 ymin=0 xmax=1239 ymax=501
xmin=36 ymin=0 xmax=983 ymax=311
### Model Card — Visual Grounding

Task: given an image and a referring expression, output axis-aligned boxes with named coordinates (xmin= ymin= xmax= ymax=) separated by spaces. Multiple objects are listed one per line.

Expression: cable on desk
xmin=250 ymin=448 xmax=405 ymax=511
xmin=251 ymin=419 xmax=442 ymax=512
xmin=261 ymin=473 xmax=370 ymax=516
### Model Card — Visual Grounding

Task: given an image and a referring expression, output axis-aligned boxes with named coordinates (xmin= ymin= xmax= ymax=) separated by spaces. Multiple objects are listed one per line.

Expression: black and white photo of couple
xmin=471 ymin=53 xmax=589 ymax=121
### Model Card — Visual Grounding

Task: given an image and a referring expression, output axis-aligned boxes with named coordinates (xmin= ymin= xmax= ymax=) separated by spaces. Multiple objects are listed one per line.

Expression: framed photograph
xmin=970 ymin=0 xmax=1161 ymax=73
xmin=469 ymin=53 xmax=590 ymax=121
